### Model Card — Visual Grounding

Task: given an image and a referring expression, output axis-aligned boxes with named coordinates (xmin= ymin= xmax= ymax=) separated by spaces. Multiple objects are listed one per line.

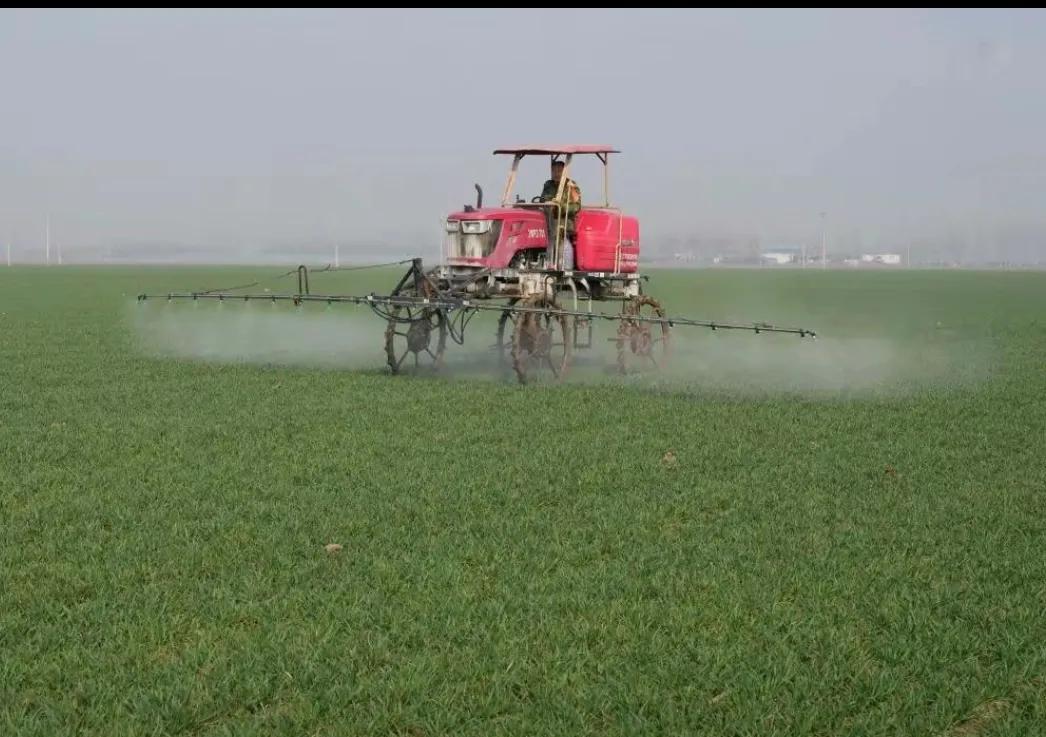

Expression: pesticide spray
xmin=130 ymin=299 xmax=386 ymax=371
xmin=128 ymin=295 xmax=987 ymax=397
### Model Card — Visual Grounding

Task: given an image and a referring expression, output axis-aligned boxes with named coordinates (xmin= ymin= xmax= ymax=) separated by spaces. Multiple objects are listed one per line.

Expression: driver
xmin=538 ymin=160 xmax=582 ymax=259
xmin=539 ymin=160 xmax=582 ymax=216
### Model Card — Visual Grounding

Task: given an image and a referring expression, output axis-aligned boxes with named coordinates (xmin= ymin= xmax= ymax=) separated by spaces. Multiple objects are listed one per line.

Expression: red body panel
xmin=444 ymin=205 xmax=641 ymax=273
xmin=574 ymin=209 xmax=640 ymax=273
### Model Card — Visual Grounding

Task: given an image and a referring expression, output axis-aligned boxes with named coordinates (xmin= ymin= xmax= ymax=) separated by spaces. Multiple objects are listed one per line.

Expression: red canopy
xmin=493 ymin=145 xmax=619 ymax=155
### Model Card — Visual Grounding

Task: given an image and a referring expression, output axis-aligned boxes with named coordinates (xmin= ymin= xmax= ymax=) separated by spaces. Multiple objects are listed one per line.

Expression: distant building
xmin=761 ymin=246 xmax=803 ymax=265
xmin=860 ymin=253 xmax=902 ymax=265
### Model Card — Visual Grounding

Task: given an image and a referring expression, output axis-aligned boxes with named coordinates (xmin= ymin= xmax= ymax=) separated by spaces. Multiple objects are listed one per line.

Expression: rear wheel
xmin=616 ymin=295 xmax=670 ymax=374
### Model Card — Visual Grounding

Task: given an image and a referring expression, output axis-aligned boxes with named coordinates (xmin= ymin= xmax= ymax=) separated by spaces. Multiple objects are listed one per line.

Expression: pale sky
xmin=2 ymin=8 xmax=1045 ymax=260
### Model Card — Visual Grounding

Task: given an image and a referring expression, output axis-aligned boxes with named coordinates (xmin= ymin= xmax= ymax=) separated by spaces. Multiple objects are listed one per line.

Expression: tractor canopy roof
xmin=493 ymin=145 xmax=619 ymax=156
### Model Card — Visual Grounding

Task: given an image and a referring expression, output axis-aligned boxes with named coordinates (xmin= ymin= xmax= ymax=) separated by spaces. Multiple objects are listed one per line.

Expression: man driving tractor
xmin=539 ymin=160 xmax=582 ymax=263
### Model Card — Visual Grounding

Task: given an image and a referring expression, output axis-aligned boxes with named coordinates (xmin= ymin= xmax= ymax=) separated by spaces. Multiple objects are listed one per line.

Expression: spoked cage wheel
xmin=495 ymin=297 xmax=520 ymax=370
xmin=384 ymin=283 xmax=448 ymax=374
xmin=511 ymin=294 xmax=572 ymax=385
xmin=616 ymin=295 xmax=671 ymax=374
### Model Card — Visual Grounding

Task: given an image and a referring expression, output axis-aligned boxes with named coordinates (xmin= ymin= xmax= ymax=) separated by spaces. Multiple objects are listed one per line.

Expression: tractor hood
xmin=445 ymin=207 xmax=531 ymax=221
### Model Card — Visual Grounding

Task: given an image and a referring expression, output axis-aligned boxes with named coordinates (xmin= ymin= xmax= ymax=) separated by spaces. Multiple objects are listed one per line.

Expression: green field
xmin=2 ymin=265 xmax=1045 ymax=736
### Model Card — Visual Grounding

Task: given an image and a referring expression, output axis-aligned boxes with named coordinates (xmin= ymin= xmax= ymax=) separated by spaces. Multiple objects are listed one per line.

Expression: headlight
xmin=461 ymin=220 xmax=492 ymax=234
xmin=445 ymin=220 xmax=459 ymax=233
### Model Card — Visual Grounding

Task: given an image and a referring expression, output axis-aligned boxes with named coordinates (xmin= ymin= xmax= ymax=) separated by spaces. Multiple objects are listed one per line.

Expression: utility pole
xmin=820 ymin=211 xmax=827 ymax=270
xmin=335 ymin=243 xmax=340 ymax=268
xmin=6 ymin=235 xmax=10 ymax=267
xmin=907 ymin=242 xmax=912 ymax=268
xmin=46 ymin=216 xmax=51 ymax=265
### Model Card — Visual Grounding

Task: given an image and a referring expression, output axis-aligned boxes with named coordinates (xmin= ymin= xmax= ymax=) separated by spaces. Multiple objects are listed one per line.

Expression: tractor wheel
xmin=511 ymin=294 xmax=572 ymax=385
xmin=384 ymin=281 xmax=448 ymax=374
xmin=616 ymin=295 xmax=670 ymax=375
xmin=495 ymin=298 xmax=520 ymax=369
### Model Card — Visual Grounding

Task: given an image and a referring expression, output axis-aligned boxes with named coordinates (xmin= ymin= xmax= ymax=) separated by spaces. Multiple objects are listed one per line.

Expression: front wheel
xmin=384 ymin=305 xmax=447 ymax=374
xmin=384 ymin=279 xmax=447 ymax=375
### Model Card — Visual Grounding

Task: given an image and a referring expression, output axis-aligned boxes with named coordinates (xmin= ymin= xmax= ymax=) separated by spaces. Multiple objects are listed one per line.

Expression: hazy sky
xmin=2 ymin=8 xmax=1045 ymax=258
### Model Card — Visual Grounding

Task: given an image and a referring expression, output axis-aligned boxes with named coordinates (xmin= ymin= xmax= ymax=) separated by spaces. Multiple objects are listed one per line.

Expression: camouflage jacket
xmin=540 ymin=177 xmax=582 ymax=215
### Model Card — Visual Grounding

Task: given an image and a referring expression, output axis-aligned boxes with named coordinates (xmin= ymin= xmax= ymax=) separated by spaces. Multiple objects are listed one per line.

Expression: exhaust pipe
xmin=464 ymin=184 xmax=484 ymax=213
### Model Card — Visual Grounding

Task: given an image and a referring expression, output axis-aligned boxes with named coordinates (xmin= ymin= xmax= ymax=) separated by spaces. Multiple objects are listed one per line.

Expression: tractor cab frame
xmin=495 ymin=145 xmax=620 ymax=273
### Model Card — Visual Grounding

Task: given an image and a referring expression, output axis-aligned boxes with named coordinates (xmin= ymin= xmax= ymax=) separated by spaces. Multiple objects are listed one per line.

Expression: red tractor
xmin=139 ymin=144 xmax=816 ymax=384
xmin=389 ymin=145 xmax=668 ymax=383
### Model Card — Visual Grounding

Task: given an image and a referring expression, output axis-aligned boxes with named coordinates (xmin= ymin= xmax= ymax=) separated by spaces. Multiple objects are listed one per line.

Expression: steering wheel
xmin=531 ymin=196 xmax=544 ymax=203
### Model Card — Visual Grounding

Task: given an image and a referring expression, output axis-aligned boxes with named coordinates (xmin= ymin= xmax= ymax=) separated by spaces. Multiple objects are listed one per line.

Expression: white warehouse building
xmin=860 ymin=253 xmax=902 ymax=265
